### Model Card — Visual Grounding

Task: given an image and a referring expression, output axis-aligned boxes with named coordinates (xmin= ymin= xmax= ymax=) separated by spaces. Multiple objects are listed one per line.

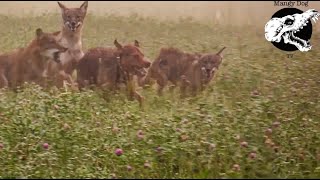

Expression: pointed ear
xmin=114 ymin=39 xmax=123 ymax=50
xmin=134 ymin=40 xmax=140 ymax=47
xmin=216 ymin=47 xmax=226 ymax=56
xmin=57 ymin=2 xmax=67 ymax=10
xmin=80 ymin=1 xmax=88 ymax=13
xmin=36 ymin=28 xmax=43 ymax=38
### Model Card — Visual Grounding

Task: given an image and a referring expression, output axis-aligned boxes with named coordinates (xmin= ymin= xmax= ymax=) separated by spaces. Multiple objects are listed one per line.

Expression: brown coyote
xmin=0 ymin=28 xmax=67 ymax=89
xmin=141 ymin=47 xmax=226 ymax=96
xmin=77 ymin=39 xmax=151 ymax=107
xmin=180 ymin=47 xmax=226 ymax=96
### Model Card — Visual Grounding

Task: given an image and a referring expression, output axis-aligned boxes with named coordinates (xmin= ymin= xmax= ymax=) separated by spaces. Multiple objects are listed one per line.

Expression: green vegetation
xmin=0 ymin=13 xmax=319 ymax=178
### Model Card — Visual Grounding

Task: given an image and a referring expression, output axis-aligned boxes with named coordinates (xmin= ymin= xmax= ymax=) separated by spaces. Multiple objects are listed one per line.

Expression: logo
xmin=265 ymin=8 xmax=319 ymax=52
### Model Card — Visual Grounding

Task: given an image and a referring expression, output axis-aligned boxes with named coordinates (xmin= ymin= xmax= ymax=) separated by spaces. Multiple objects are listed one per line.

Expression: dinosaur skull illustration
xmin=265 ymin=9 xmax=320 ymax=52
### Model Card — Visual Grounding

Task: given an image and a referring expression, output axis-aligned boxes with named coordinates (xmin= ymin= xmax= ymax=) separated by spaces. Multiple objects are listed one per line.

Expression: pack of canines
xmin=0 ymin=28 xmax=67 ymax=89
xmin=141 ymin=47 xmax=226 ymax=96
xmin=77 ymin=39 xmax=151 ymax=107
xmin=0 ymin=1 xmax=227 ymax=107
xmin=46 ymin=1 xmax=88 ymax=89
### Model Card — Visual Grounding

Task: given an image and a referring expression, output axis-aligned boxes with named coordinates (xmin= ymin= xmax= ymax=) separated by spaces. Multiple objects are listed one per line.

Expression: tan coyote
xmin=46 ymin=1 xmax=88 ymax=89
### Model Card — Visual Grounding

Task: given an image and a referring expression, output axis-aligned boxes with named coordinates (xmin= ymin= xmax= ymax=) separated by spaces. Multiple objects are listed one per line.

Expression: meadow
xmin=0 ymin=2 xmax=320 ymax=178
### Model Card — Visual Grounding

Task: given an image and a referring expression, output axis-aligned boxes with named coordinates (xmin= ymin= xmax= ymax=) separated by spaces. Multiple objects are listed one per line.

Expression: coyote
xmin=46 ymin=1 xmax=88 ymax=89
xmin=0 ymin=28 xmax=67 ymax=89
xmin=140 ymin=47 xmax=201 ymax=95
xmin=180 ymin=47 xmax=226 ymax=96
xmin=77 ymin=39 xmax=151 ymax=107
xmin=141 ymin=47 xmax=226 ymax=96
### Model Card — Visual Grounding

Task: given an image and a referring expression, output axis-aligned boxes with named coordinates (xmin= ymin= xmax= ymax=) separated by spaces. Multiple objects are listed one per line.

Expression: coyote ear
xmin=36 ymin=28 xmax=43 ymax=38
xmin=134 ymin=40 xmax=140 ymax=47
xmin=80 ymin=1 xmax=88 ymax=13
xmin=216 ymin=47 xmax=226 ymax=57
xmin=114 ymin=39 xmax=123 ymax=50
xmin=57 ymin=2 xmax=67 ymax=10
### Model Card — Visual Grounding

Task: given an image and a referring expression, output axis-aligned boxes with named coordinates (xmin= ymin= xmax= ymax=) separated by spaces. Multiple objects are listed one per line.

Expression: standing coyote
xmin=46 ymin=1 xmax=88 ymax=89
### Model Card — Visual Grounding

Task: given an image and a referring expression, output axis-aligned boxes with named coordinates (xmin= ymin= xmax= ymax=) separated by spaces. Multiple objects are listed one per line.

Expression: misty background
xmin=0 ymin=1 xmax=319 ymax=30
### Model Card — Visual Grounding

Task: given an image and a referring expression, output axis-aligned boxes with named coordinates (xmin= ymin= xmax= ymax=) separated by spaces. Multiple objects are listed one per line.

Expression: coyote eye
xmin=67 ymin=15 xmax=71 ymax=19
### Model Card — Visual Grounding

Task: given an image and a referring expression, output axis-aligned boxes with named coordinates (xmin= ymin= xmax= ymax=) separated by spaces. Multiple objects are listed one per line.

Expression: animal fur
xmin=140 ymin=47 xmax=201 ymax=95
xmin=0 ymin=28 xmax=67 ymax=89
xmin=46 ymin=1 xmax=88 ymax=89
xmin=140 ymin=47 xmax=226 ymax=96
xmin=180 ymin=47 xmax=226 ymax=96
xmin=77 ymin=39 xmax=151 ymax=107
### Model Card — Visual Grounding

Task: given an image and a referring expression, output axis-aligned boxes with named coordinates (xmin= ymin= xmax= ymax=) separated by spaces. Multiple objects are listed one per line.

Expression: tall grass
xmin=0 ymin=12 xmax=319 ymax=178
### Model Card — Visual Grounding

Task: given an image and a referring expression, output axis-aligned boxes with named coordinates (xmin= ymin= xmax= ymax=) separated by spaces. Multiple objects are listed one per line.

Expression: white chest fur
xmin=55 ymin=34 xmax=84 ymax=65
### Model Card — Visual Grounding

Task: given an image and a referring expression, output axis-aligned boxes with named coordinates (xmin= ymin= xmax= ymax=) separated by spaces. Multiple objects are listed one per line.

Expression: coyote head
xmin=57 ymin=1 xmax=88 ymax=32
xmin=197 ymin=47 xmax=226 ymax=80
xmin=36 ymin=28 xmax=68 ymax=63
xmin=113 ymin=39 xmax=151 ymax=77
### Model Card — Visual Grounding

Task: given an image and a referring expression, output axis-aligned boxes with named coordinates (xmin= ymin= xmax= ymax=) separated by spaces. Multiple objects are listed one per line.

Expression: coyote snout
xmin=66 ymin=21 xmax=82 ymax=32
xmin=132 ymin=40 xmax=151 ymax=69
xmin=53 ymin=47 xmax=68 ymax=63
xmin=36 ymin=28 xmax=68 ymax=63
xmin=142 ymin=58 xmax=151 ymax=68
xmin=201 ymin=67 xmax=212 ymax=79
xmin=114 ymin=39 xmax=151 ymax=76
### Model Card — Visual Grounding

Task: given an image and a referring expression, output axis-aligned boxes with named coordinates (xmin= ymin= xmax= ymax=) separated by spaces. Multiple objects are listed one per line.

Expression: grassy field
xmin=0 ymin=3 xmax=320 ymax=178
